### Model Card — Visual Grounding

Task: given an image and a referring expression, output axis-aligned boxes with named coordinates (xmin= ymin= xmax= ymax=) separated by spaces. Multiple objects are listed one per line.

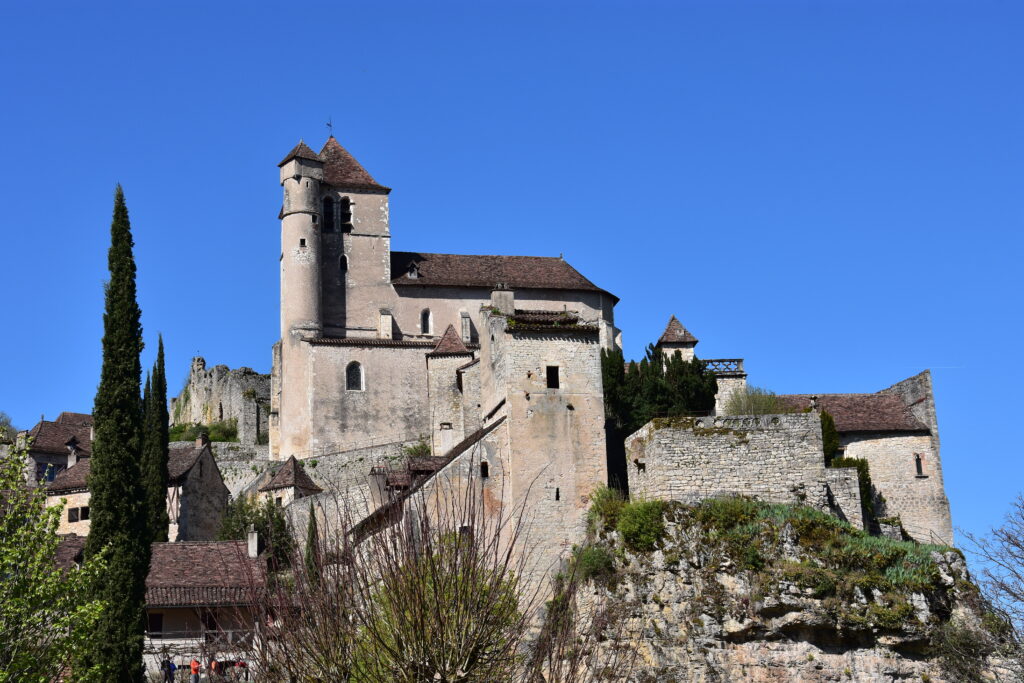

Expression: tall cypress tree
xmin=82 ymin=185 xmax=150 ymax=682
xmin=142 ymin=336 xmax=170 ymax=542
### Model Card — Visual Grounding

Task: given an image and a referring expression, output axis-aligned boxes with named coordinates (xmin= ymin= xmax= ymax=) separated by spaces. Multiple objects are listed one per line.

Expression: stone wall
xmin=825 ymin=467 xmax=864 ymax=530
xmin=627 ymin=414 xmax=830 ymax=510
xmin=427 ymin=353 xmax=473 ymax=455
xmin=713 ymin=373 xmax=747 ymax=415
xmin=48 ymin=489 xmax=92 ymax=535
xmin=841 ymin=433 xmax=952 ymax=545
xmin=171 ymin=357 xmax=270 ymax=446
xmin=174 ymin=449 xmax=229 ymax=541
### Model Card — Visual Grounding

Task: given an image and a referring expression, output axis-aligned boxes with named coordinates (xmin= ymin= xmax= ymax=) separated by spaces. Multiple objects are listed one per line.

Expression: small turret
xmin=279 ymin=140 xmax=324 ymax=338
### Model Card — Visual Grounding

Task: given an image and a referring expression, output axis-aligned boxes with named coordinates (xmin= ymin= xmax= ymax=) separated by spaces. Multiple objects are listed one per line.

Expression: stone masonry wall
xmin=841 ymin=433 xmax=952 ymax=545
xmin=171 ymin=357 xmax=271 ymax=446
xmin=175 ymin=449 xmax=229 ymax=541
xmin=825 ymin=467 xmax=864 ymax=530
xmin=627 ymin=414 xmax=829 ymax=511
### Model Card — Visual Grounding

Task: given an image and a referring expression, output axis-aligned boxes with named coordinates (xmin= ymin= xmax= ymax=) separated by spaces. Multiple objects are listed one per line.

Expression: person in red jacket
xmin=189 ymin=658 xmax=200 ymax=683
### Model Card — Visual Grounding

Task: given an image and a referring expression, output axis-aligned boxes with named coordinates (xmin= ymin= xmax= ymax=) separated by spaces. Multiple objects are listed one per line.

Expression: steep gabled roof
xmin=278 ymin=140 xmax=320 ymax=167
xmin=147 ymin=541 xmax=263 ymax=607
xmin=54 ymin=412 xmax=93 ymax=427
xmin=26 ymin=418 xmax=92 ymax=458
xmin=428 ymin=324 xmax=471 ymax=357
xmin=167 ymin=443 xmax=207 ymax=484
xmin=658 ymin=315 xmax=698 ymax=345
xmin=55 ymin=534 xmax=87 ymax=570
xmin=391 ymin=252 xmax=617 ymax=302
xmin=319 ymin=136 xmax=390 ymax=192
xmin=259 ymin=455 xmax=322 ymax=494
xmin=777 ymin=394 xmax=929 ymax=433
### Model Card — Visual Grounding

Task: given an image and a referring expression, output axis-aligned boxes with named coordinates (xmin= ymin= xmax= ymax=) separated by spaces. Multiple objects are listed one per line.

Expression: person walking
xmin=160 ymin=656 xmax=173 ymax=683
xmin=189 ymin=657 xmax=201 ymax=683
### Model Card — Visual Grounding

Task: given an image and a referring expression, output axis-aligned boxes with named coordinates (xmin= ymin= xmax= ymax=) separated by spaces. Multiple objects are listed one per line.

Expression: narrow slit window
xmin=480 ymin=461 xmax=489 ymax=479
xmin=421 ymin=309 xmax=432 ymax=335
xmin=915 ymin=453 xmax=924 ymax=477
xmin=555 ymin=487 xmax=560 ymax=501
xmin=346 ymin=361 xmax=364 ymax=391
xmin=546 ymin=366 xmax=560 ymax=389
xmin=340 ymin=254 xmax=348 ymax=273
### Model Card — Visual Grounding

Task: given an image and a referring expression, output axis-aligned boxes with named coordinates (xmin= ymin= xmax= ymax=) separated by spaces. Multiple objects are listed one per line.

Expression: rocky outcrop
xmin=581 ymin=499 xmax=1017 ymax=682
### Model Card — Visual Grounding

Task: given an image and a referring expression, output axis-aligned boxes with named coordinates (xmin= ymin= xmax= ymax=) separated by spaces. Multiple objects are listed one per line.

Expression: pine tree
xmin=81 ymin=186 xmax=150 ymax=682
xmin=141 ymin=336 xmax=170 ymax=542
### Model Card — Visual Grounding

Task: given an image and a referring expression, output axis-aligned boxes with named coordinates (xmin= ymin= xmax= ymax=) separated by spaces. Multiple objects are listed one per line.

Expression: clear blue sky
xmin=1 ymin=2 xmax=1020 ymax=545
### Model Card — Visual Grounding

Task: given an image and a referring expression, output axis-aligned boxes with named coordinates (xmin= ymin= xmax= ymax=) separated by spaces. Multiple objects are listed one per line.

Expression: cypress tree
xmin=82 ymin=185 xmax=150 ymax=682
xmin=141 ymin=336 xmax=170 ymax=542
xmin=305 ymin=508 xmax=320 ymax=589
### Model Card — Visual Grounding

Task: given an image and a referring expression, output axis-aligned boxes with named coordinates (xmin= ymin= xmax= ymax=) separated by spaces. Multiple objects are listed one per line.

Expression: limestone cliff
xmin=170 ymin=357 xmax=270 ymax=445
xmin=579 ymin=498 xmax=1019 ymax=682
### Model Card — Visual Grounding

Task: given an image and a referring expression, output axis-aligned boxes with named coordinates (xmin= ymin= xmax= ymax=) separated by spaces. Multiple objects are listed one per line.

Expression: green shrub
xmin=820 ymin=410 xmax=840 ymax=464
xmin=403 ymin=438 xmax=431 ymax=457
xmin=616 ymin=499 xmax=666 ymax=552
xmin=588 ymin=486 xmax=625 ymax=531
xmin=572 ymin=545 xmax=617 ymax=585
xmin=168 ymin=418 xmax=239 ymax=443
xmin=723 ymin=386 xmax=795 ymax=416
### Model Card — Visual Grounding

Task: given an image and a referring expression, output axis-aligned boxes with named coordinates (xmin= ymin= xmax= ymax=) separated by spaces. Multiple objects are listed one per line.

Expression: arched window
xmin=346 ymin=361 xmax=363 ymax=391
xmin=322 ymin=197 xmax=335 ymax=231
xmin=339 ymin=196 xmax=352 ymax=231
xmin=420 ymin=309 xmax=432 ymax=335
xmin=339 ymin=254 xmax=348 ymax=273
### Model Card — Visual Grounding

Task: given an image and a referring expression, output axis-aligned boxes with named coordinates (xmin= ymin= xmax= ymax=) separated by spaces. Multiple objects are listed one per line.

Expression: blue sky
xmin=0 ymin=1 xmax=1020 ymax=545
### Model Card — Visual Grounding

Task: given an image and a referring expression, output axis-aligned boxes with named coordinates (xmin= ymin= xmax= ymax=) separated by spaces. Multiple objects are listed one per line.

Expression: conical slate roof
xmin=259 ymin=455 xmax=323 ymax=494
xmin=428 ymin=324 xmax=471 ymax=356
xmin=658 ymin=315 xmax=698 ymax=345
xmin=318 ymin=137 xmax=389 ymax=192
xmin=278 ymin=140 xmax=320 ymax=167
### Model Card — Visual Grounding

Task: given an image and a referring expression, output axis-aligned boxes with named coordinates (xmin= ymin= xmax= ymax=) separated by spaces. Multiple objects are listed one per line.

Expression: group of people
xmin=158 ymin=656 xmax=249 ymax=682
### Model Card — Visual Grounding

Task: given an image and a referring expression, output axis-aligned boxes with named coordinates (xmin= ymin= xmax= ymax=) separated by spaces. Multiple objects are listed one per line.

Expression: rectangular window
xmin=546 ymin=366 xmax=560 ymax=389
xmin=68 ymin=507 xmax=80 ymax=523
xmin=80 ymin=506 xmax=90 ymax=520
xmin=276 ymin=497 xmax=282 ymax=506
xmin=147 ymin=612 xmax=164 ymax=635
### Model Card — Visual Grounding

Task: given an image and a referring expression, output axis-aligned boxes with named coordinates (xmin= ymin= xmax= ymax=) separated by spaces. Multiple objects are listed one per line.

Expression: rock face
xmin=584 ymin=499 xmax=1013 ymax=682
xmin=170 ymin=357 xmax=270 ymax=445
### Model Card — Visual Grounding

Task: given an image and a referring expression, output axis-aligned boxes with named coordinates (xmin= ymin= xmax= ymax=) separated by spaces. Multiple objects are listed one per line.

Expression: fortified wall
xmin=626 ymin=414 xmax=863 ymax=527
xmin=171 ymin=357 xmax=270 ymax=446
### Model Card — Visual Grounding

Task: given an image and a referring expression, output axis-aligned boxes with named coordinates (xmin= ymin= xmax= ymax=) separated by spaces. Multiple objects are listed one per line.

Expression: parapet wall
xmin=171 ymin=357 xmax=271 ymax=445
xmin=627 ymin=414 xmax=830 ymax=511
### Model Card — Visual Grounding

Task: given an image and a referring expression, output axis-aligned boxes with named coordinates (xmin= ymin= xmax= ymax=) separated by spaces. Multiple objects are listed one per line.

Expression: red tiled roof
xmin=777 ymin=394 xmax=928 ymax=433
xmin=146 ymin=541 xmax=263 ymax=607
xmin=27 ymin=419 xmax=91 ymax=458
xmin=318 ymin=137 xmax=390 ymax=193
xmin=277 ymin=140 xmax=319 ymax=167
xmin=428 ymin=325 xmax=471 ymax=356
xmin=258 ymin=455 xmax=322 ymax=494
xmin=390 ymin=252 xmax=617 ymax=302
xmin=658 ymin=316 xmax=698 ymax=345
xmin=48 ymin=459 xmax=90 ymax=493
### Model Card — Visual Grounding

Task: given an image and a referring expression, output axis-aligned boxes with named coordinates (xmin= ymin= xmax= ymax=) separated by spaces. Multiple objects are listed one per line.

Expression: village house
xmin=46 ymin=435 xmax=230 ymax=540
xmin=257 ymin=454 xmax=322 ymax=507
xmin=17 ymin=412 xmax=93 ymax=486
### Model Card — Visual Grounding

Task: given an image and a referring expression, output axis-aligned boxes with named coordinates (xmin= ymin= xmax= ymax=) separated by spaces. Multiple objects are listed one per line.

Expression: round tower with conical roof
xmin=278 ymin=140 xmax=325 ymax=339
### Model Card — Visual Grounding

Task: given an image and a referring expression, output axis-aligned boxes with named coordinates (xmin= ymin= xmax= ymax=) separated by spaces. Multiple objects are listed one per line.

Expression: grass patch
xmin=571 ymin=544 xmax=617 ymax=585
xmin=169 ymin=418 xmax=238 ymax=443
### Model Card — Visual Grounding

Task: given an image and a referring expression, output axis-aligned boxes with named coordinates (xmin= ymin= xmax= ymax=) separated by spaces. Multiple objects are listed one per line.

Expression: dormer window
xmin=407 ymin=261 xmax=420 ymax=279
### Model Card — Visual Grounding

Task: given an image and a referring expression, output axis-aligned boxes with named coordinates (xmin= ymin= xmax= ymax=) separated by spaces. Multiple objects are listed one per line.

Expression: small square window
xmin=546 ymin=366 xmax=560 ymax=389
xmin=276 ymin=497 xmax=282 ymax=507
xmin=68 ymin=507 xmax=80 ymax=523
xmin=440 ymin=422 xmax=453 ymax=430
xmin=80 ymin=506 xmax=90 ymax=521
xmin=299 ymin=238 xmax=307 ymax=247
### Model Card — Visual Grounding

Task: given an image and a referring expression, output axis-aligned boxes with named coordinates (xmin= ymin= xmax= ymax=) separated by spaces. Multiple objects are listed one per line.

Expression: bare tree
xmin=232 ymin=467 xmax=639 ymax=682
xmin=962 ymin=495 xmax=1024 ymax=630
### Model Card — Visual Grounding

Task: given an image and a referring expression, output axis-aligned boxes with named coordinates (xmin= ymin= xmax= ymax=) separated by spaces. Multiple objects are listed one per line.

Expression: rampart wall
xmin=171 ymin=357 xmax=270 ymax=446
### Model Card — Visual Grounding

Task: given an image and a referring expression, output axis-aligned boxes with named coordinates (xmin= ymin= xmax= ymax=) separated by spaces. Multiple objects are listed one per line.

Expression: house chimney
xmin=809 ymin=395 xmax=819 ymax=412
xmin=378 ymin=308 xmax=394 ymax=340
xmin=196 ymin=432 xmax=210 ymax=449
xmin=490 ymin=285 xmax=515 ymax=315
xmin=247 ymin=525 xmax=259 ymax=558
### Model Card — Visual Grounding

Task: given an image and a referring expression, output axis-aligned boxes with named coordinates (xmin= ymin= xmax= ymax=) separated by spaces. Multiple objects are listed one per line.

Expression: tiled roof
xmin=277 ymin=140 xmax=319 ymax=167
xmin=318 ymin=137 xmax=390 ymax=193
xmin=391 ymin=252 xmax=616 ymax=302
xmin=27 ymin=419 xmax=91 ymax=458
xmin=506 ymin=309 xmax=597 ymax=333
xmin=48 ymin=459 xmax=90 ymax=493
xmin=658 ymin=316 xmax=698 ymax=345
xmin=146 ymin=541 xmax=263 ymax=607
xmin=777 ymin=394 xmax=928 ymax=433
xmin=407 ymin=456 xmax=450 ymax=473
xmin=55 ymin=534 xmax=86 ymax=570
xmin=168 ymin=444 xmax=206 ymax=483
xmin=259 ymin=455 xmax=322 ymax=494
xmin=55 ymin=412 xmax=93 ymax=427
xmin=428 ymin=325 xmax=471 ymax=356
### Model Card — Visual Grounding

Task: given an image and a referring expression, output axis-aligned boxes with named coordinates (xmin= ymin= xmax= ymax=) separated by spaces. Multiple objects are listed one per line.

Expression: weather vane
xmin=326 ymin=117 xmax=334 ymax=137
